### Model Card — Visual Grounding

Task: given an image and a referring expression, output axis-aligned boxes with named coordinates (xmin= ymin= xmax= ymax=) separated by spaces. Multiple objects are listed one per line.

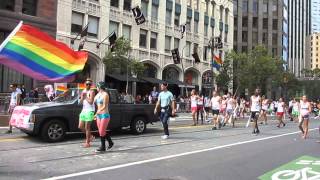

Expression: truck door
xmin=108 ymin=90 xmax=122 ymax=129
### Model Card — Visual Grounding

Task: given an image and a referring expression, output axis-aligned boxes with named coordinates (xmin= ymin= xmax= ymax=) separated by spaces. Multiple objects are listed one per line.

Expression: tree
xmin=216 ymin=56 xmax=232 ymax=93
xmin=313 ymin=68 xmax=320 ymax=78
xmin=103 ymin=37 xmax=145 ymax=76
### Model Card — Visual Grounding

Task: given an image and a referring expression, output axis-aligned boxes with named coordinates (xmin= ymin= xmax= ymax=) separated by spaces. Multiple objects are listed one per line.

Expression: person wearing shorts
xmin=6 ymin=84 xmax=22 ymax=134
xmin=94 ymin=82 xmax=114 ymax=152
xmin=291 ymin=98 xmax=300 ymax=122
xmin=299 ymin=96 xmax=312 ymax=139
xmin=190 ymin=90 xmax=198 ymax=126
xmin=276 ymin=98 xmax=286 ymax=128
xmin=210 ymin=91 xmax=221 ymax=130
xmin=250 ymin=89 xmax=261 ymax=135
xmin=225 ymin=93 xmax=236 ymax=127
xmin=196 ymin=93 xmax=205 ymax=124
xmin=78 ymin=79 xmax=95 ymax=148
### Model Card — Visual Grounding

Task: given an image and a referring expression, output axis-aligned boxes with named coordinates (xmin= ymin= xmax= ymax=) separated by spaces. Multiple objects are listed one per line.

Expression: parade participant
xmin=44 ymin=84 xmax=55 ymax=101
xmin=260 ymin=95 xmax=269 ymax=125
xmin=196 ymin=93 xmax=205 ymax=125
xmin=150 ymin=86 xmax=159 ymax=104
xmin=225 ymin=93 xmax=236 ymax=127
xmin=210 ymin=91 xmax=221 ymax=130
xmin=5 ymin=84 xmax=22 ymax=134
xmin=78 ymin=79 xmax=95 ymax=148
xmin=292 ymin=98 xmax=300 ymax=122
xmin=288 ymin=98 xmax=294 ymax=121
xmin=250 ymin=89 xmax=261 ymax=135
xmin=190 ymin=89 xmax=199 ymax=126
xmin=299 ymin=95 xmax=312 ymax=139
xmin=220 ymin=95 xmax=227 ymax=127
xmin=239 ymin=97 xmax=246 ymax=118
xmin=276 ymin=98 xmax=286 ymax=128
xmin=94 ymin=81 xmax=113 ymax=152
xmin=204 ymin=95 xmax=211 ymax=122
xmin=154 ymin=82 xmax=176 ymax=139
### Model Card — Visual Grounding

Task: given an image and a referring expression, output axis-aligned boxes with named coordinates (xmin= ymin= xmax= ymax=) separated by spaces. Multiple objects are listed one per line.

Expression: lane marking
xmin=0 ymin=137 xmax=26 ymax=142
xmin=42 ymin=128 xmax=317 ymax=180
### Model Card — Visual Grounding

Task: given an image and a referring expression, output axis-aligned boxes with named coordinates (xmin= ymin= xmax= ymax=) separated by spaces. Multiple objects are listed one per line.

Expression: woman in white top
xmin=250 ymin=89 xmax=261 ymax=134
xmin=210 ymin=91 xmax=221 ymax=130
xmin=276 ymin=98 xmax=286 ymax=128
xmin=291 ymin=98 xmax=300 ymax=123
xmin=190 ymin=89 xmax=199 ymax=126
xmin=78 ymin=79 xmax=95 ymax=148
xmin=225 ymin=93 xmax=236 ymax=127
xmin=299 ymin=95 xmax=312 ymax=139
xmin=260 ymin=95 xmax=269 ymax=125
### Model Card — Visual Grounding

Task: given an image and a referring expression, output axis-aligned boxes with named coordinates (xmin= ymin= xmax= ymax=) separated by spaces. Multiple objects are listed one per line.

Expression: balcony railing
xmin=72 ymin=0 xmax=100 ymax=16
xmin=110 ymin=6 xmax=122 ymax=21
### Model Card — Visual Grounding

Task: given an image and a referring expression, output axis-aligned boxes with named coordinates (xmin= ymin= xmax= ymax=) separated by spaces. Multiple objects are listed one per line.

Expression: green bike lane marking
xmin=259 ymin=155 xmax=320 ymax=180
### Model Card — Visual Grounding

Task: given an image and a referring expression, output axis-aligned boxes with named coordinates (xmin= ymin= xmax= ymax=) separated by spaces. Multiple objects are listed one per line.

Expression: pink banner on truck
xmin=10 ymin=106 xmax=38 ymax=129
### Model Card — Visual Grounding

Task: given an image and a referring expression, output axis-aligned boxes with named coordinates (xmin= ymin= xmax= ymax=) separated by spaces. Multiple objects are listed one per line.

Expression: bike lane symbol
xmin=259 ymin=156 xmax=320 ymax=180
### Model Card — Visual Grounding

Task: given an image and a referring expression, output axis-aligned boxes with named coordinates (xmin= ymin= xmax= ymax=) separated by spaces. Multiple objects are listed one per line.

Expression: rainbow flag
xmin=212 ymin=54 xmax=222 ymax=71
xmin=78 ymin=83 xmax=96 ymax=90
xmin=0 ymin=21 xmax=88 ymax=82
xmin=56 ymin=85 xmax=68 ymax=93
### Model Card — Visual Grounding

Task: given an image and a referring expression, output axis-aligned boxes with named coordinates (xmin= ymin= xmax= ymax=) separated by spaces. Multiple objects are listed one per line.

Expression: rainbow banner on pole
xmin=0 ymin=21 xmax=88 ymax=82
xmin=212 ymin=54 xmax=222 ymax=71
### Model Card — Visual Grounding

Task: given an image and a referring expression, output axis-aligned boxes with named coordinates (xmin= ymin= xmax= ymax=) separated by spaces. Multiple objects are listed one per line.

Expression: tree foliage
xmin=103 ymin=37 xmax=145 ymax=76
xmin=216 ymin=57 xmax=232 ymax=92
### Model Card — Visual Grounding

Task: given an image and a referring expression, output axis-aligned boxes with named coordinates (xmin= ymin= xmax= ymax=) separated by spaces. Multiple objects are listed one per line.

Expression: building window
xmin=242 ymin=17 xmax=248 ymax=27
xmin=263 ymin=0 xmax=268 ymax=14
xmin=211 ymin=27 xmax=214 ymax=36
xmin=272 ymin=0 xmax=278 ymax=14
xmin=139 ymin=29 xmax=148 ymax=48
xmin=263 ymin=18 xmax=268 ymax=29
xmin=204 ymin=24 xmax=208 ymax=36
xmin=150 ymin=32 xmax=157 ymax=50
xmin=194 ymin=21 xmax=198 ymax=34
xmin=194 ymin=43 xmax=199 ymax=54
xmin=174 ymin=38 xmax=179 ymax=49
xmin=22 ymin=0 xmax=37 ymax=16
xmin=110 ymin=0 xmax=119 ymax=8
xmin=186 ymin=41 xmax=191 ymax=57
xmin=272 ymin=19 xmax=278 ymax=30
xmin=174 ymin=14 xmax=180 ymax=27
xmin=88 ymin=16 xmax=99 ymax=38
xmin=0 ymin=0 xmax=15 ymax=11
xmin=141 ymin=1 xmax=148 ymax=17
xmin=272 ymin=33 xmax=277 ymax=45
xmin=220 ymin=6 xmax=224 ymax=21
xmin=225 ymin=9 xmax=229 ymax=24
xmin=122 ymin=25 xmax=131 ymax=40
xmin=253 ymin=17 xmax=258 ymax=28
xmin=166 ymin=10 xmax=172 ymax=24
xmin=242 ymin=31 xmax=248 ymax=42
xmin=109 ymin=21 xmax=119 ymax=35
xmin=262 ymin=32 xmax=268 ymax=44
xmin=165 ymin=36 xmax=171 ymax=53
xmin=212 ymin=2 xmax=215 ymax=16
xmin=123 ymin=0 xmax=131 ymax=11
xmin=253 ymin=32 xmax=258 ymax=44
xmin=186 ymin=17 xmax=191 ymax=31
xmin=151 ymin=4 xmax=158 ymax=21
xmin=242 ymin=0 xmax=248 ymax=13
xmin=71 ymin=12 xmax=84 ymax=34
xmin=233 ymin=0 xmax=237 ymax=15
xmin=253 ymin=0 xmax=258 ymax=15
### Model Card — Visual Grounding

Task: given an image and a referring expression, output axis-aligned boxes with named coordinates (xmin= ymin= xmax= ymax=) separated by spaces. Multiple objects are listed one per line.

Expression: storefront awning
xmin=106 ymin=74 xmax=145 ymax=82
xmin=139 ymin=77 xmax=166 ymax=84
xmin=166 ymin=79 xmax=196 ymax=88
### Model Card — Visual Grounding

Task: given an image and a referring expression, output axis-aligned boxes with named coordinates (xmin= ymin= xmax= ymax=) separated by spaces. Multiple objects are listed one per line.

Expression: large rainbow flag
xmin=0 ymin=21 xmax=88 ymax=82
xmin=212 ymin=54 xmax=222 ymax=71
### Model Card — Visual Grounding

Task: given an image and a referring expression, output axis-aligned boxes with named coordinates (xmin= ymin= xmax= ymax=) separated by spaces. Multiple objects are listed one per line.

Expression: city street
xmin=0 ymin=115 xmax=319 ymax=180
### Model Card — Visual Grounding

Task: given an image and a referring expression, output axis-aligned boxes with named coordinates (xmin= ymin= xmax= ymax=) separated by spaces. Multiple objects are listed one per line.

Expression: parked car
xmin=10 ymin=88 xmax=157 ymax=142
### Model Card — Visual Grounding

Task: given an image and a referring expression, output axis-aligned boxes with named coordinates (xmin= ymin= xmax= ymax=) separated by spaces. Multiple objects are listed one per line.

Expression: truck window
xmin=107 ymin=90 xmax=117 ymax=104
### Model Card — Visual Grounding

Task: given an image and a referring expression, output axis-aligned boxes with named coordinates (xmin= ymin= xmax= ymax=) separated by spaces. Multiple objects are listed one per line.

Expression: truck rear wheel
xmin=131 ymin=117 xmax=146 ymax=134
xmin=41 ymin=119 xmax=67 ymax=142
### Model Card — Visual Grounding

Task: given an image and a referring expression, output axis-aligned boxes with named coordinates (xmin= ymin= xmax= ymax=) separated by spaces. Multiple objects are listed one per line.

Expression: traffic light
xmin=132 ymin=6 xmax=146 ymax=25
xmin=192 ymin=52 xmax=200 ymax=63
xmin=171 ymin=48 xmax=181 ymax=64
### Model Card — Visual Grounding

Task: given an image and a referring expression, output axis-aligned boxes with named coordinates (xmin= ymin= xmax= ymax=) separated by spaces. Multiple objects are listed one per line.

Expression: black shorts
xmin=251 ymin=111 xmax=259 ymax=119
xmin=205 ymin=107 xmax=210 ymax=112
xmin=288 ymin=107 xmax=293 ymax=114
xmin=212 ymin=109 xmax=220 ymax=115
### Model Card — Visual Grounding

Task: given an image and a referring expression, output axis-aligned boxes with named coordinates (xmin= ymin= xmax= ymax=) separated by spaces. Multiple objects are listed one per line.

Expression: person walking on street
xmin=276 ymin=98 xmax=286 ymax=128
xmin=225 ymin=93 xmax=236 ymax=127
xmin=250 ymin=89 xmax=261 ymax=135
xmin=190 ymin=89 xmax=199 ymax=126
xmin=78 ymin=79 xmax=95 ymax=148
xmin=150 ymin=86 xmax=159 ymax=104
xmin=94 ymin=82 xmax=114 ymax=152
xmin=260 ymin=95 xmax=269 ymax=125
xmin=6 ymin=84 xmax=22 ymax=134
xmin=239 ymin=97 xmax=246 ymax=118
xmin=299 ymin=95 xmax=312 ymax=139
xmin=154 ymin=82 xmax=176 ymax=140
xmin=291 ymin=98 xmax=300 ymax=123
xmin=197 ymin=93 xmax=205 ymax=125
xmin=210 ymin=91 xmax=221 ymax=130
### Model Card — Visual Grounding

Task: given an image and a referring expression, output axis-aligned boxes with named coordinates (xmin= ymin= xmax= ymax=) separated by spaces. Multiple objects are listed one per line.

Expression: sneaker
xmin=256 ymin=129 xmax=260 ymax=134
xmin=4 ymin=130 xmax=12 ymax=134
xmin=95 ymin=147 xmax=106 ymax=153
xmin=212 ymin=127 xmax=217 ymax=130
xmin=161 ymin=135 xmax=169 ymax=140
xmin=107 ymin=142 xmax=114 ymax=150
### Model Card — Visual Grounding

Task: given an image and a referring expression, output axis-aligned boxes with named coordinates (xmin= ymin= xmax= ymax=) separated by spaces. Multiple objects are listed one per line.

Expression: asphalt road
xmin=0 ymin=116 xmax=319 ymax=180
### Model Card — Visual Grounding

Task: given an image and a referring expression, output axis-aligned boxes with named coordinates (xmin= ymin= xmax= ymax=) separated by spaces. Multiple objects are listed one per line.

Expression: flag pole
xmin=0 ymin=21 xmax=23 ymax=52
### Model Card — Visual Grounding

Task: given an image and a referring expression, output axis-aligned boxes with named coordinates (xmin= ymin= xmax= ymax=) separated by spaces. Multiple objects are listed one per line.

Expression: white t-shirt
xmin=300 ymin=101 xmax=310 ymax=116
xmin=211 ymin=96 xmax=221 ymax=110
xmin=277 ymin=102 xmax=285 ymax=113
xmin=82 ymin=89 xmax=95 ymax=112
xmin=190 ymin=96 xmax=198 ymax=108
xmin=10 ymin=89 xmax=22 ymax=106
xmin=250 ymin=95 xmax=261 ymax=112
xmin=226 ymin=98 xmax=234 ymax=110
